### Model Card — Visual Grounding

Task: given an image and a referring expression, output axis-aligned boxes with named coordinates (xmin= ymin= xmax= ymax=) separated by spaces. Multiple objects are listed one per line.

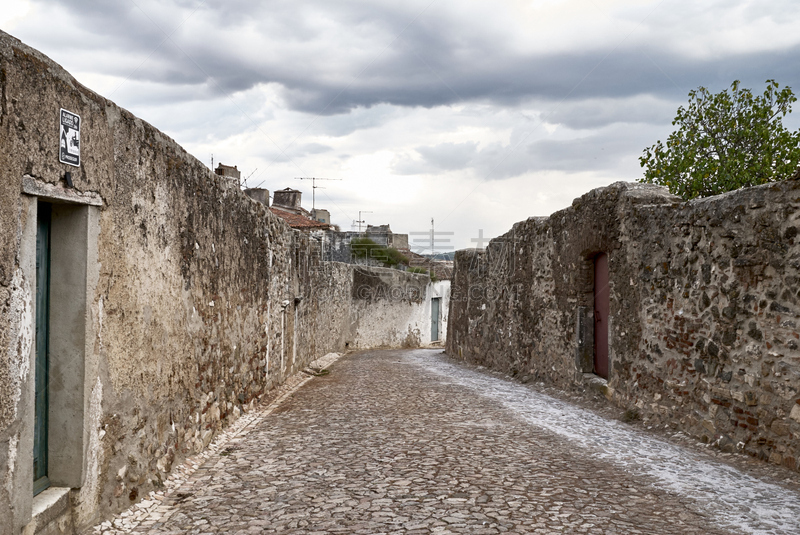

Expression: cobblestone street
xmin=98 ymin=350 xmax=800 ymax=534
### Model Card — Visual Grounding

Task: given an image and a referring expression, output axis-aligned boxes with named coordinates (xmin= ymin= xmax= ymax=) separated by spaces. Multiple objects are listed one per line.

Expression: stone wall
xmin=448 ymin=180 xmax=800 ymax=472
xmin=323 ymin=230 xmax=411 ymax=266
xmin=0 ymin=31 xmax=435 ymax=534
xmin=350 ymin=271 xmax=450 ymax=348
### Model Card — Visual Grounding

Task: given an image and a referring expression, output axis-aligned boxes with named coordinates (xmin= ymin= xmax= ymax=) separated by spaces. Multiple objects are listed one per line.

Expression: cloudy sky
xmin=3 ymin=0 xmax=800 ymax=251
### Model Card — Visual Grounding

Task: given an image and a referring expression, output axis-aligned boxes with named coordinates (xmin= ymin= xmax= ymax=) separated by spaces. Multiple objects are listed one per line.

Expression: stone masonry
xmin=448 ymin=180 xmax=800 ymax=473
xmin=0 ymin=30 xmax=440 ymax=534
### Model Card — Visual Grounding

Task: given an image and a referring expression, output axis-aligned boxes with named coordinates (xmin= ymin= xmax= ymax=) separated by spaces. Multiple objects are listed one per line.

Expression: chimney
xmin=272 ymin=188 xmax=302 ymax=209
xmin=244 ymin=188 xmax=270 ymax=206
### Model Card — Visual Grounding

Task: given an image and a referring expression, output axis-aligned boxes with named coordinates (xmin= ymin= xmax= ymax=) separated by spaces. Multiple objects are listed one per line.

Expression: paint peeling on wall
xmin=73 ymin=378 xmax=103 ymax=527
xmin=3 ymin=434 xmax=18 ymax=499
xmin=0 ymin=269 xmax=32 ymax=430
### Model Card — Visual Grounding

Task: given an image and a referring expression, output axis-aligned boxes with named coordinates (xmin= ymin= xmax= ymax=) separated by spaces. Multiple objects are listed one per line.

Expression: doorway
xmin=431 ymin=297 xmax=440 ymax=342
xmin=593 ymin=252 xmax=609 ymax=379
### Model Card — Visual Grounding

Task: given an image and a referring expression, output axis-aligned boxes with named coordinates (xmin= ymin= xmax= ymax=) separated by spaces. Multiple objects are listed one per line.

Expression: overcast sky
xmin=4 ymin=0 xmax=800 ymax=251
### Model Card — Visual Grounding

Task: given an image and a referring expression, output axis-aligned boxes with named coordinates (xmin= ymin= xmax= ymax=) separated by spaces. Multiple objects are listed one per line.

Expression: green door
xmin=34 ymin=203 xmax=51 ymax=495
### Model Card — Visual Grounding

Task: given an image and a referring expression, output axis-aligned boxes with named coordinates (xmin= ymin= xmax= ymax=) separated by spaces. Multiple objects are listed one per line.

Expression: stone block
xmin=711 ymin=386 xmax=728 ymax=398
xmin=790 ymin=403 xmax=800 ymax=424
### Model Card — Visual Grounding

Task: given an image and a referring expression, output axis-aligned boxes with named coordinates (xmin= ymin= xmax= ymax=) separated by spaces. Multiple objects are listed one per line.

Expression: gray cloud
xmin=274 ymin=48 xmax=800 ymax=118
xmin=18 ymin=0 xmax=800 ymax=127
xmin=256 ymin=142 xmax=333 ymax=164
xmin=542 ymin=96 xmax=678 ymax=130
xmin=416 ymin=142 xmax=478 ymax=171
xmin=524 ymin=132 xmax=641 ymax=174
xmin=393 ymin=123 xmax=659 ymax=179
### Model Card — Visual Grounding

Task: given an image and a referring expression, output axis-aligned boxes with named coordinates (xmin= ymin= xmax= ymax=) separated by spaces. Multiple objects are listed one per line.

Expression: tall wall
xmin=448 ymin=180 xmax=800 ymax=472
xmin=0 ymin=31 xmax=437 ymax=534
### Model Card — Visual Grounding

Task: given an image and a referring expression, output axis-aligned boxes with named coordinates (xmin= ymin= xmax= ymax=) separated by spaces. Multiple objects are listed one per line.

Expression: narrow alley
xmin=94 ymin=350 xmax=800 ymax=535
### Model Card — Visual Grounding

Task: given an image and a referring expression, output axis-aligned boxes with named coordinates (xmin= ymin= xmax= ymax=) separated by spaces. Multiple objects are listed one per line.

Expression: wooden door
xmin=34 ymin=203 xmax=51 ymax=495
xmin=593 ymin=252 xmax=609 ymax=379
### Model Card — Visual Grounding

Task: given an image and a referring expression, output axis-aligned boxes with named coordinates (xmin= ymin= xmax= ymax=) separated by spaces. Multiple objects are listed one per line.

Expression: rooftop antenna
xmin=431 ymin=218 xmax=435 ymax=258
xmin=295 ymin=177 xmax=342 ymax=211
xmin=242 ymin=168 xmax=257 ymax=189
xmin=354 ymin=210 xmax=373 ymax=233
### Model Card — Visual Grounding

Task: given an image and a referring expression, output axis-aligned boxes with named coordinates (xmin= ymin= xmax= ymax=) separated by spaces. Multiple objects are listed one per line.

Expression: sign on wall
xmin=59 ymin=108 xmax=80 ymax=166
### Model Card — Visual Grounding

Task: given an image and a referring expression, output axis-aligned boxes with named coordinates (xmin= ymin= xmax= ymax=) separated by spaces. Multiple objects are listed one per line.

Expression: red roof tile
xmin=270 ymin=207 xmax=330 ymax=230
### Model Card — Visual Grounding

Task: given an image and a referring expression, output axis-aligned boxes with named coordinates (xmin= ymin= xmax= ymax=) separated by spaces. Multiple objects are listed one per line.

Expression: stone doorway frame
xmin=11 ymin=177 xmax=100 ymax=533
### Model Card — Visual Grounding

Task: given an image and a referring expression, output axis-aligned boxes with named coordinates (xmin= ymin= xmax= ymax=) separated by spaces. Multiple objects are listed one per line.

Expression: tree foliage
xmin=350 ymin=237 xmax=409 ymax=268
xmin=639 ymin=80 xmax=800 ymax=199
xmin=350 ymin=237 xmax=381 ymax=259
xmin=407 ymin=266 xmax=437 ymax=281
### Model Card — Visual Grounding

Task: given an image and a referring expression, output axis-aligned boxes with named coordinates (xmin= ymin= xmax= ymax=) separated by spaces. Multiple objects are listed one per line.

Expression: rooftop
xmin=270 ymin=207 xmax=331 ymax=230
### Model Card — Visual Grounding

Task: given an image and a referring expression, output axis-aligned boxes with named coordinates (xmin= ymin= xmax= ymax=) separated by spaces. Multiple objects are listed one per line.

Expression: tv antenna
xmin=354 ymin=210 xmax=373 ymax=233
xmin=294 ymin=177 xmax=341 ymax=211
xmin=242 ymin=168 xmax=257 ymax=189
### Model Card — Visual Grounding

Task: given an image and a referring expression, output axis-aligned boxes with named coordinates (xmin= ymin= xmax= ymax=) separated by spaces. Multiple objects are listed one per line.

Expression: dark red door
xmin=594 ymin=253 xmax=609 ymax=379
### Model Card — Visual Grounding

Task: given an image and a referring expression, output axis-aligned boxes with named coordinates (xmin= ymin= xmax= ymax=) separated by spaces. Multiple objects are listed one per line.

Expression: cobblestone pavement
xmin=98 ymin=349 xmax=800 ymax=534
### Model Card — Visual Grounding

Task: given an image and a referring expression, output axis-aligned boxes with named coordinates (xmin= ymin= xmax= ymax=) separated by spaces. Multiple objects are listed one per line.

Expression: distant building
xmin=311 ymin=208 xmax=330 ymax=224
xmin=215 ymin=163 xmax=241 ymax=182
xmin=272 ymin=188 xmax=304 ymax=213
xmin=269 ymin=188 xmax=330 ymax=231
xmin=269 ymin=208 xmax=331 ymax=231
xmin=324 ymin=224 xmax=411 ymax=268
xmin=365 ymin=224 xmax=408 ymax=250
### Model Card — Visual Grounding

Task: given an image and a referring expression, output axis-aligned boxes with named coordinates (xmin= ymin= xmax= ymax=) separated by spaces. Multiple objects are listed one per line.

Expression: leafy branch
xmin=639 ymin=80 xmax=800 ymax=199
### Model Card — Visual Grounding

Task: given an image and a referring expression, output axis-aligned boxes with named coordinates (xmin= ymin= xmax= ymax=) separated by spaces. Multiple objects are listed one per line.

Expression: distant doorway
xmin=431 ymin=297 xmax=440 ymax=342
xmin=593 ymin=252 xmax=609 ymax=379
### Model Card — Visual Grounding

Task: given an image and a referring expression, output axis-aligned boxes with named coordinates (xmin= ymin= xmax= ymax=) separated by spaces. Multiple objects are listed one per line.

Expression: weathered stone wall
xmin=0 ymin=31 xmax=434 ymax=534
xmin=350 ymin=269 xmax=450 ymax=348
xmin=448 ymin=180 xmax=800 ymax=472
